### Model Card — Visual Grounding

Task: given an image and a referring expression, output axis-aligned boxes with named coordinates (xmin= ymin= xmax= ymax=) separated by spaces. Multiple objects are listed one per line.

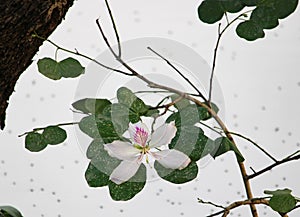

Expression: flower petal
xmin=104 ymin=141 xmax=140 ymax=161
xmin=153 ymin=149 xmax=191 ymax=170
xmin=110 ymin=160 xmax=141 ymax=185
xmin=128 ymin=121 xmax=149 ymax=146
xmin=150 ymin=121 xmax=177 ymax=148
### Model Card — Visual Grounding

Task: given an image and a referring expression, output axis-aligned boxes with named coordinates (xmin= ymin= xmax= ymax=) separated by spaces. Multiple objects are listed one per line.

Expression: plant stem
xmin=207 ymin=198 xmax=269 ymax=217
xmin=18 ymin=122 xmax=79 ymax=137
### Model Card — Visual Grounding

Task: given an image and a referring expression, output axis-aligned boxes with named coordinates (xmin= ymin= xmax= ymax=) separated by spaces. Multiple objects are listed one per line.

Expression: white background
xmin=1 ymin=0 xmax=300 ymax=216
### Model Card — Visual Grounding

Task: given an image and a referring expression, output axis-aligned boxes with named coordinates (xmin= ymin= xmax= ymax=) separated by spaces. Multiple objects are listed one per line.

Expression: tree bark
xmin=0 ymin=0 xmax=75 ymax=130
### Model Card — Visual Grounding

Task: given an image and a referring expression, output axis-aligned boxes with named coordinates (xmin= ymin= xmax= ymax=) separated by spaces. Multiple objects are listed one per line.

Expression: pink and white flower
xmin=104 ymin=121 xmax=191 ymax=184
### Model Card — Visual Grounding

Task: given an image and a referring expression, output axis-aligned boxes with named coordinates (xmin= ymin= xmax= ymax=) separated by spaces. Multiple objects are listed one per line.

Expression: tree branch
xmin=0 ymin=0 xmax=75 ymax=130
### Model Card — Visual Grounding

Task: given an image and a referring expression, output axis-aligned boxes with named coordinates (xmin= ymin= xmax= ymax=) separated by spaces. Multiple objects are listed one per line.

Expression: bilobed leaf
xmin=0 ymin=206 xmax=23 ymax=217
xmin=25 ymin=132 xmax=47 ymax=152
xmin=213 ymin=137 xmax=245 ymax=162
xmin=108 ymin=164 xmax=146 ymax=201
xmin=236 ymin=20 xmax=265 ymax=41
xmin=251 ymin=7 xmax=279 ymax=29
xmin=37 ymin=57 xmax=84 ymax=80
xmin=58 ymin=57 xmax=85 ymax=78
xmin=198 ymin=0 xmax=225 ymax=24
xmin=72 ymin=98 xmax=111 ymax=115
xmin=155 ymin=161 xmax=198 ymax=184
xmin=264 ymin=189 xmax=297 ymax=213
xmin=37 ymin=58 xmax=61 ymax=80
xmin=85 ymin=162 xmax=110 ymax=187
xmin=42 ymin=126 xmax=67 ymax=145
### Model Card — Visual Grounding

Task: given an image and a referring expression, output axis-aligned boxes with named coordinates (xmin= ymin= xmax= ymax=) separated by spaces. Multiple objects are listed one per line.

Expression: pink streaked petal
xmin=104 ymin=141 xmax=140 ymax=161
xmin=128 ymin=121 xmax=149 ymax=147
xmin=110 ymin=160 xmax=141 ymax=185
xmin=150 ymin=121 xmax=177 ymax=148
xmin=153 ymin=149 xmax=191 ymax=170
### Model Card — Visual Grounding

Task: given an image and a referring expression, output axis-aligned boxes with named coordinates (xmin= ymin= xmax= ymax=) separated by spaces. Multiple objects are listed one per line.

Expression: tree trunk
xmin=0 ymin=0 xmax=75 ymax=130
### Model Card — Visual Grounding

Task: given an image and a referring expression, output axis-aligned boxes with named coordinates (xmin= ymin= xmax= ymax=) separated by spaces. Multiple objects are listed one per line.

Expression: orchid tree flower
xmin=104 ymin=121 xmax=191 ymax=185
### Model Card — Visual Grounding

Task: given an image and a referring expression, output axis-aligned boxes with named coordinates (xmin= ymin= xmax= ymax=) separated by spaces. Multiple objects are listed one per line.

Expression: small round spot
xmin=275 ymin=127 xmax=279 ymax=132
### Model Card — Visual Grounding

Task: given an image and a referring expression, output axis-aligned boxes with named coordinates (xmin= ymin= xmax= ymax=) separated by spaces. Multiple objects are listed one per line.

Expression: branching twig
xmin=247 ymin=153 xmax=300 ymax=180
xmin=207 ymin=198 xmax=269 ymax=217
xmin=208 ymin=10 xmax=252 ymax=103
xmin=147 ymin=46 xmax=208 ymax=102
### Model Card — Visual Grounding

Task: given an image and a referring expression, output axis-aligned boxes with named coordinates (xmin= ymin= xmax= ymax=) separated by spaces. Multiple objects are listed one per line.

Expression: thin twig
xmin=227 ymin=131 xmax=278 ymax=163
xmin=198 ymin=198 xmax=225 ymax=209
xmin=104 ymin=0 xmax=122 ymax=57
xmin=133 ymin=90 xmax=201 ymax=97
xmin=208 ymin=10 xmax=253 ymax=103
xmin=147 ymin=46 xmax=208 ymax=102
xmin=207 ymin=198 xmax=269 ymax=217
xmin=18 ymin=122 xmax=79 ymax=137
xmin=247 ymin=153 xmax=300 ymax=179
xmin=198 ymin=121 xmax=222 ymax=136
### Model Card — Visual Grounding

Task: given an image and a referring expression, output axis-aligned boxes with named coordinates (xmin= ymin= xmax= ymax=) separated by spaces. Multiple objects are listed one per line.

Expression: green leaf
xmin=58 ymin=57 xmax=85 ymax=78
xmin=166 ymin=103 xmax=218 ymax=126
xmin=85 ymin=162 xmax=110 ymax=187
xmin=236 ymin=20 xmax=265 ymax=41
xmin=86 ymin=139 xmax=121 ymax=175
xmin=25 ymin=132 xmax=47 ymax=152
xmin=221 ymin=0 xmax=245 ymax=13
xmin=274 ymin=0 xmax=298 ymax=19
xmin=37 ymin=57 xmax=84 ymax=80
xmin=198 ymin=0 xmax=224 ymax=24
xmin=117 ymin=87 xmax=148 ymax=115
xmin=240 ymin=0 xmax=258 ymax=6
xmin=213 ymin=137 xmax=244 ymax=162
xmin=155 ymin=161 xmax=198 ymax=184
xmin=108 ymin=164 xmax=146 ymax=201
xmin=72 ymin=98 xmax=111 ymax=115
xmin=170 ymin=94 xmax=191 ymax=110
xmin=264 ymin=189 xmax=297 ymax=213
xmin=251 ymin=7 xmax=279 ymax=29
xmin=169 ymin=125 xmax=208 ymax=161
xmin=79 ymin=115 xmax=121 ymax=142
xmin=37 ymin=58 xmax=61 ymax=80
xmin=0 ymin=206 xmax=23 ymax=217
xmin=42 ymin=126 xmax=67 ymax=145
xmin=117 ymin=87 xmax=137 ymax=106
xmin=102 ymin=103 xmax=140 ymax=133
xmin=86 ymin=138 xmax=105 ymax=159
